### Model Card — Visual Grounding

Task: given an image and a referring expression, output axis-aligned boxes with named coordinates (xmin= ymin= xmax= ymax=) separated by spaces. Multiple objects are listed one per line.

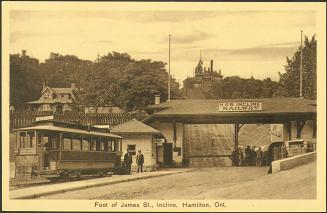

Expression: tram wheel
xmin=97 ymin=170 xmax=105 ymax=177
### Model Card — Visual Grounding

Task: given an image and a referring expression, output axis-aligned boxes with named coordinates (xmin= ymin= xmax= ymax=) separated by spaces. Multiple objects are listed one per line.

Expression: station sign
xmin=153 ymin=139 xmax=165 ymax=145
xmin=35 ymin=115 xmax=54 ymax=121
xmin=218 ymin=101 xmax=263 ymax=112
xmin=18 ymin=148 xmax=37 ymax=155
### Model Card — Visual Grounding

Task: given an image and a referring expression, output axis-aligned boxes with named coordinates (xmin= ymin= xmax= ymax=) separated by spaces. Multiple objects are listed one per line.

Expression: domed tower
xmin=195 ymin=58 xmax=204 ymax=76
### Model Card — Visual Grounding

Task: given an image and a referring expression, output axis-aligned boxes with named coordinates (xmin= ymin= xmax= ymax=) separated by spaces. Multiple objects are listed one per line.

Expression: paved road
xmin=40 ymin=162 xmax=316 ymax=199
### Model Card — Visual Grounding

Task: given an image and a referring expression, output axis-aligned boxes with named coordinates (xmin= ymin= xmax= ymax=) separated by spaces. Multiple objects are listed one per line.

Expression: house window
xmin=127 ymin=144 xmax=136 ymax=156
xmin=41 ymin=104 xmax=51 ymax=112
xmin=44 ymin=92 xmax=52 ymax=99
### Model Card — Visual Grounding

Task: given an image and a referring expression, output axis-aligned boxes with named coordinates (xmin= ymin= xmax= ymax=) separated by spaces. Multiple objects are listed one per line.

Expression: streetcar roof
xmin=13 ymin=125 xmax=123 ymax=139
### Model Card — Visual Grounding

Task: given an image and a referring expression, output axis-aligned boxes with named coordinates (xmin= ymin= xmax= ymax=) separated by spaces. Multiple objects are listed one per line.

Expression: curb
xmin=11 ymin=169 xmax=194 ymax=199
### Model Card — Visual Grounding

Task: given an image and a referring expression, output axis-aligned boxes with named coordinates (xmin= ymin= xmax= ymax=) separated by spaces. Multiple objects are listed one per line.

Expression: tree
xmin=10 ymin=53 xmax=42 ymax=105
xmin=40 ymin=53 xmax=93 ymax=88
xmin=75 ymin=52 xmax=182 ymax=111
xmin=203 ymin=76 xmax=279 ymax=99
xmin=274 ymin=35 xmax=317 ymax=99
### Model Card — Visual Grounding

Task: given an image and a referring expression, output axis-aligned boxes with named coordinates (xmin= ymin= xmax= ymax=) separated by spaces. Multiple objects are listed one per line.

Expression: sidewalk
xmin=10 ymin=168 xmax=194 ymax=199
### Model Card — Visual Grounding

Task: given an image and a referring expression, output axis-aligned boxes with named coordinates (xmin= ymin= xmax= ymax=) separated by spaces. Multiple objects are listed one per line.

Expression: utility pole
xmin=300 ymin=30 xmax=303 ymax=98
xmin=168 ymin=34 xmax=171 ymax=101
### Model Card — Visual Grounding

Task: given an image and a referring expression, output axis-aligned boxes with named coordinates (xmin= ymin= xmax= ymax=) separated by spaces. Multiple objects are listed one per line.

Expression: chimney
xmin=155 ymin=94 xmax=160 ymax=105
xmin=22 ymin=50 xmax=27 ymax=57
xmin=42 ymin=82 xmax=46 ymax=91
xmin=210 ymin=60 xmax=213 ymax=72
xmin=71 ymin=83 xmax=76 ymax=89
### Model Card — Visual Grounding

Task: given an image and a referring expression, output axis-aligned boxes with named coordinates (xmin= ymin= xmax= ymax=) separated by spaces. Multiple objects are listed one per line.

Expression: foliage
xmin=40 ymin=53 xmax=93 ymax=88
xmin=10 ymin=54 xmax=42 ymax=105
xmin=10 ymin=51 xmax=182 ymax=111
xmin=204 ymin=76 xmax=279 ymax=99
xmin=77 ymin=53 xmax=182 ymax=111
xmin=274 ymin=35 xmax=317 ymax=99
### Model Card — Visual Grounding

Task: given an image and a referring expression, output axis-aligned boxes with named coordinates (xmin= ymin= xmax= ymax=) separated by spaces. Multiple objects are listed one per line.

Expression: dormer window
xmin=44 ymin=92 xmax=52 ymax=99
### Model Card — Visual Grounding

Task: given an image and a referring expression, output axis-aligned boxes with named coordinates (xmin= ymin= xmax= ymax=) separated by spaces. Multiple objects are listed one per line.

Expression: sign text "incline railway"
xmin=218 ymin=102 xmax=263 ymax=112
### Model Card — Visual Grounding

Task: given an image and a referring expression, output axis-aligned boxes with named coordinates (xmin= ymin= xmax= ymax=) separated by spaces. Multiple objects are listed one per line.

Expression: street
xmin=39 ymin=161 xmax=316 ymax=200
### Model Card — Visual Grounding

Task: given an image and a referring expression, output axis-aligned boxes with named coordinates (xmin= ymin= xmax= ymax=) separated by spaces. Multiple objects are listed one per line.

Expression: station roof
xmin=110 ymin=119 xmax=160 ymax=135
xmin=144 ymin=98 xmax=316 ymax=124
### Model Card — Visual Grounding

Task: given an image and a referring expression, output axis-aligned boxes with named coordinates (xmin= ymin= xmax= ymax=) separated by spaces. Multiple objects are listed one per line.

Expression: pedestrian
xmin=244 ymin=145 xmax=251 ymax=166
xmin=136 ymin=150 xmax=144 ymax=173
xmin=256 ymin=147 xmax=263 ymax=167
xmin=123 ymin=149 xmax=133 ymax=175
xmin=251 ymin=146 xmax=257 ymax=166
xmin=238 ymin=146 xmax=244 ymax=166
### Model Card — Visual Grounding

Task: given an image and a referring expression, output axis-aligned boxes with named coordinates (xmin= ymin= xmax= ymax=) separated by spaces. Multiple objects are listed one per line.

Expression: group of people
xmin=236 ymin=145 xmax=264 ymax=167
xmin=123 ymin=149 xmax=144 ymax=175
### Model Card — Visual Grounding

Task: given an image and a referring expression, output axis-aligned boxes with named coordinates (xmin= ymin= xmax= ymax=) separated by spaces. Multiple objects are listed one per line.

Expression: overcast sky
xmin=10 ymin=10 xmax=316 ymax=83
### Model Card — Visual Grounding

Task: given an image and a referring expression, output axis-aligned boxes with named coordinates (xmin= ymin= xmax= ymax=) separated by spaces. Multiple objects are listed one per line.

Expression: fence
xmin=10 ymin=111 xmax=135 ymax=130
xmin=272 ymin=145 xmax=315 ymax=162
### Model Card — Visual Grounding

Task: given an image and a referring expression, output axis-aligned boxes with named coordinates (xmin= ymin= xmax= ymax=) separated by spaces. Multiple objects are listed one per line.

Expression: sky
xmin=10 ymin=10 xmax=317 ymax=84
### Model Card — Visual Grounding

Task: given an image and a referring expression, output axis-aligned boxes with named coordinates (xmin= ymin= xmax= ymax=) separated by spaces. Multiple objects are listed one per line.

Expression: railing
xmin=273 ymin=145 xmax=315 ymax=162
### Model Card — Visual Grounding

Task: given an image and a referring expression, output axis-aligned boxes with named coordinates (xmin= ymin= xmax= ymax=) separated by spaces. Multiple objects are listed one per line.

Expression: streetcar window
xmin=90 ymin=138 xmax=96 ymax=151
xmin=102 ymin=138 xmax=108 ymax=151
xmin=109 ymin=140 xmax=115 ymax=152
xmin=72 ymin=139 xmax=81 ymax=150
xmin=82 ymin=139 xmax=90 ymax=150
xmin=27 ymin=132 xmax=36 ymax=148
xmin=19 ymin=132 xmax=26 ymax=148
xmin=63 ymin=139 xmax=71 ymax=150
xmin=100 ymin=140 xmax=105 ymax=151
xmin=50 ymin=137 xmax=59 ymax=149
xmin=95 ymin=137 xmax=101 ymax=151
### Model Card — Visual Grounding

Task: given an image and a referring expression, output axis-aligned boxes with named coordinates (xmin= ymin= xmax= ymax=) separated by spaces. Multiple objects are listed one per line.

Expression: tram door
xmin=163 ymin=143 xmax=173 ymax=167
xmin=43 ymin=135 xmax=50 ymax=170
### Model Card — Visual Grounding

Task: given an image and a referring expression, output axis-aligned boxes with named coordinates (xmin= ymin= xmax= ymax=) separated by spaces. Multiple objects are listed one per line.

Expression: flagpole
xmin=168 ymin=34 xmax=171 ymax=101
xmin=300 ymin=30 xmax=303 ymax=98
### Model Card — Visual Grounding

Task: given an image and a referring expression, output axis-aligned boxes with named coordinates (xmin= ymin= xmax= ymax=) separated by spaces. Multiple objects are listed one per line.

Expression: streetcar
xmin=13 ymin=117 xmax=123 ymax=181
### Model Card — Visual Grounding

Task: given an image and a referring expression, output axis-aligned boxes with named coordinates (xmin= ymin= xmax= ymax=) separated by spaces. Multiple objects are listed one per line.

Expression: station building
xmin=144 ymin=98 xmax=317 ymax=167
xmin=110 ymin=119 xmax=164 ymax=171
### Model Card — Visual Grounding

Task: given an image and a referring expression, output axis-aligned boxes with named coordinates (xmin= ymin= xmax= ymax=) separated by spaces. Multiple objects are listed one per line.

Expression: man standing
xmin=136 ymin=150 xmax=144 ymax=173
xmin=244 ymin=145 xmax=251 ymax=166
xmin=256 ymin=147 xmax=263 ymax=167
xmin=124 ymin=149 xmax=133 ymax=175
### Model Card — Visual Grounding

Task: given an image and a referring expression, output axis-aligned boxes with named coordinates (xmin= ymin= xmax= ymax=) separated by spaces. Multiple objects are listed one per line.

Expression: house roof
xmin=27 ymin=98 xmax=73 ymax=104
xmin=52 ymin=88 xmax=74 ymax=94
xmin=28 ymin=86 xmax=75 ymax=104
xmin=110 ymin=119 xmax=160 ymax=135
xmin=144 ymin=98 xmax=316 ymax=124
xmin=41 ymin=86 xmax=73 ymax=94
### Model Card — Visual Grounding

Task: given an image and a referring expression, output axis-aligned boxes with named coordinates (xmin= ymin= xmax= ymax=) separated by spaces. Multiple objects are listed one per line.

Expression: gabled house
xmin=27 ymin=83 xmax=76 ymax=113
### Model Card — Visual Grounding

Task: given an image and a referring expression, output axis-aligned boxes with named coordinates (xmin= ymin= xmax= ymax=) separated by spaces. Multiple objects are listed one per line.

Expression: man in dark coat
xmin=244 ymin=145 xmax=252 ymax=166
xmin=123 ymin=149 xmax=133 ymax=175
xmin=136 ymin=150 xmax=144 ymax=173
